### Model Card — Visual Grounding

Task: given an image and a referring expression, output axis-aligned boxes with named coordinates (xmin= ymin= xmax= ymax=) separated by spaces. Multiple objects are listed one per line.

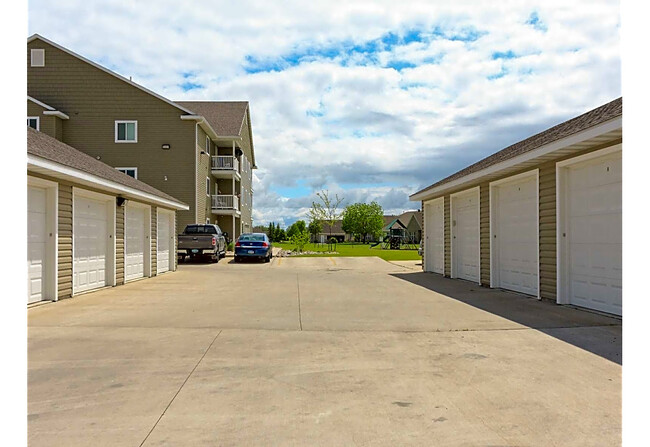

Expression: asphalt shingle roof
xmin=413 ymin=97 xmax=622 ymax=197
xmin=27 ymin=127 xmax=186 ymax=206
xmin=175 ymin=101 xmax=249 ymax=137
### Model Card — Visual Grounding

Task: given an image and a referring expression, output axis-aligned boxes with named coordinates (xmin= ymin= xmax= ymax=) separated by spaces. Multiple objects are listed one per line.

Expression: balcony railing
xmin=211 ymin=156 xmax=239 ymax=172
xmin=211 ymin=194 xmax=239 ymax=210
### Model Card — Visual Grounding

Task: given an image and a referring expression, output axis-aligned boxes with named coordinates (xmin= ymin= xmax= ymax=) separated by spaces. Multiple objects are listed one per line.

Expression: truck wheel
xmin=211 ymin=253 xmax=219 ymax=263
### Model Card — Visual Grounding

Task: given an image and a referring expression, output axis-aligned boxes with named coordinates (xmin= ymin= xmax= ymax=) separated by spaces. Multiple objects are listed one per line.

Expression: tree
xmin=290 ymin=229 xmax=310 ymax=252
xmin=308 ymin=190 xmax=344 ymax=237
xmin=286 ymin=220 xmax=307 ymax=239
xmin=308 ymin=220 xmax=323 ymax=242
xmin=268 ymin=222 xmax=275 ymax=242
xmin=275 ymin=227 xmax=286 ymax=242
xmin=341 ymin=201 xmax=384 ymax=242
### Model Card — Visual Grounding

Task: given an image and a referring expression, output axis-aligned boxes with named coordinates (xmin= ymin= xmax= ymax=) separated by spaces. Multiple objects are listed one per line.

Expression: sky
xmin=27 ymin=0 xmax=621 ymax=228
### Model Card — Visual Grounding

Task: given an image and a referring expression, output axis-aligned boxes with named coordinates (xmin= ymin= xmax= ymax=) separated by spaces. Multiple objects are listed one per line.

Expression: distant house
xmin=315 ymin=220 xmax=352 ymax=243
xmin=382 ymin=211 xmax=422 ymax=243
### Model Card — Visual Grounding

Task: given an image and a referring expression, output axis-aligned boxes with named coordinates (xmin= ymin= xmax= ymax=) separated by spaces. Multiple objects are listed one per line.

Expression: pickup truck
xmin=177 ymin=224 xmax=228 ymax=263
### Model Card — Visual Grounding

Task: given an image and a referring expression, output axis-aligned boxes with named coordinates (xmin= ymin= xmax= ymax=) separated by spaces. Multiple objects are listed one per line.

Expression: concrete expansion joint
xmin=138 ymin=329 xmax=222 ymax=447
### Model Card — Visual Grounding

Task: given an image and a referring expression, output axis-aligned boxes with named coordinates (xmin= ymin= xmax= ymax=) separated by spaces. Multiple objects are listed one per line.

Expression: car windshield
xmin=239 ymin=234 xmax=265 ymax=242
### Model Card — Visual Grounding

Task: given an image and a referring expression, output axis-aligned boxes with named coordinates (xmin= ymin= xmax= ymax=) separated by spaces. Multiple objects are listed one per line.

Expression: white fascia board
xmin=27 ymin=154 xmax=189 ymax=211
xmin=28 ymin=34 xmax=196 ymax=116
xmin=27 ymin=95 xmax=55 ymax=110
xmin=410 ymin=117 xmax=622 ymax=202
xmin=43 ymin=111 xmax=70 ymax=119
xmin=179 ymin=115 xmax=219 ymax=140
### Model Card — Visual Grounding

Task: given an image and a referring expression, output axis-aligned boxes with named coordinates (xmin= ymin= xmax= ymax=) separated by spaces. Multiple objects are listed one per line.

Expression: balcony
xmin=211 ymin=156 xmax=241 ymax=179
xmin=211 ymin=194 xmax=240 ymax=215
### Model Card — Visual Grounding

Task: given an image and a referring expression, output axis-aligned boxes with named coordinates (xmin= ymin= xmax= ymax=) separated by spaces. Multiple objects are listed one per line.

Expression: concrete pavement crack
xmin=139 ymin=329 xmax=222 ymax=447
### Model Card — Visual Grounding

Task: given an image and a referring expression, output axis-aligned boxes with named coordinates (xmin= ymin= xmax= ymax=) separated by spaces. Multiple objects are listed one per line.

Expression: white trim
xmin=115 ymin=120 xmax=138 ymax=143
xmin=555 ymin=143 xmax=623 ymax=306
xmin=27 ymin=96 xmax=55 ymax=110
xmin=43 ymin=110 xmax=70 ymax=120
xmin=28 ymin=154 xmax=188 ymax=210
xmin=72 ymin=187 xmax=117 ymax=295
xmin=449 ymin=186 xmax=480 ymax=283
xmin=206 ymin=136 xmax=210 ymax=156
xmin=194 ymin=123 xmax=198 ymax=222
xmin=28 ymin=34 xmax=197 ymax=115
xmin=206 ymin=177 xmax=210 ymax=196
xmin=31 ymin=48 xmax=45 ymax=67
xmin=27 ymin=176 xmax=58 ymax=302
xmin=115 ymin=167 xmax=138 ymax=179
xmin=27 ymin=116 xmax=40 ymax=131
xmin=488 ymin=169 xmax=540 ymax=298
xmin=410 ymin=117 xmax=622 ymax=201
xmin=124 ymin=201 xmax=152 ymax=281
xmin=180 ymin=114 xmax=220 ymax=140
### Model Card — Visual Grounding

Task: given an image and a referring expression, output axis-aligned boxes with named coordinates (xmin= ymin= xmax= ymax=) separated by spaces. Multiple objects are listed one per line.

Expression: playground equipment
xmin=371 ymin=233 xmax=418 ymax=250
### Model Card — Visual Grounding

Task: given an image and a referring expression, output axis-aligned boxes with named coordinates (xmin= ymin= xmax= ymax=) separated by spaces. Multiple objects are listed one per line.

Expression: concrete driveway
xmin=28 ymin=256 xmax=621 ymax=446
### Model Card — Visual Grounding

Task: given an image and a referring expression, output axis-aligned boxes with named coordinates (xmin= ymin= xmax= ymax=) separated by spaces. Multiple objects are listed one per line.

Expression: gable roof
xmin=397 ymin=210 xmax=423 ymax=230
xmin=27 ymin=127 xmax=188 ymax=210
xmin=176 ymin=101 xmax=257 ymax=168
xmin=27 ymin=34 xmax=221 ymax=140
xmin=383 ymin=217 xmax=407 ymax=232
xmin=175 ymin=101 xmax=248 ymax=136
xmin=411 ymin=97 xmax=622 ymax=200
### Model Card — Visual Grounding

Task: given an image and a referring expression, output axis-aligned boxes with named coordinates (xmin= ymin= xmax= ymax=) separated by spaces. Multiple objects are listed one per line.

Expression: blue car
xmin=234 ymin=233 xmax=273 ymax=263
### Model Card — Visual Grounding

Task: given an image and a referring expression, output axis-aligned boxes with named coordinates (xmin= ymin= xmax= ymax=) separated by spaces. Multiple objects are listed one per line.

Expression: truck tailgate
xmin=178 ymin=235 xmax=214 ymax=250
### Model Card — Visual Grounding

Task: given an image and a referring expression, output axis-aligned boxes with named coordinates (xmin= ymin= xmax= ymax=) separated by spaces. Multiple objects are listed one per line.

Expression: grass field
xmin=274 ymin=242 xmax=421 ymax=261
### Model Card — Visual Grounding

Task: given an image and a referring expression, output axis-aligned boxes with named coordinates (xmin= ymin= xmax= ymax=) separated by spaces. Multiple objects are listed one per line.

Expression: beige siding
xmin=151 ymin=206 xmax=157 ymax=275
xmin=479 ymin=183 xmax=490 ymax=286
xmin=195 ymin=125 xmax=210 ymax=224
xmin=116 ymin=205 xmax=125 ymax=285
xmin=28 ymin=38 xmax=195 ymax=230
xmin=27 ymin=100 xmax=61 ymax=140
xmin=444 ymin=195 xmax=451 ymax=277
xmin=58 ymin=183 xmax=73 ymax=299
xmin=238 ymin=114 xmax=254 ymax=232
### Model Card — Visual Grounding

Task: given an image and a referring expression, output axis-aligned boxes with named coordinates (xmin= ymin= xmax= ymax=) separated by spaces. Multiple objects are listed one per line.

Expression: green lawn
xmin=274 ymin=242 xmax=421 ymax=261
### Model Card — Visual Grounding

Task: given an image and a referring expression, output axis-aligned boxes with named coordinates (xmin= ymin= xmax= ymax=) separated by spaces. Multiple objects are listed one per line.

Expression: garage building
xmin=27 ymin=127 xmax=188 ymax=304
xmin=411 ymin=98 xmax=622 ymax=316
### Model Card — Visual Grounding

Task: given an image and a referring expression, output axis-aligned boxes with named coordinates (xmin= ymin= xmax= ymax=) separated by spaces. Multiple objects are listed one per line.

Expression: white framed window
xmin=27 ymin=117 xmax=40 ymax=130
xmin=206 ymin=136 xmax=210 ymax=156
xmin=115 ymin=120 xmax=138 ymax=142
xmin=116 ymin=167 xmax=138 ymax=179
xmin=31 ymin=49 xmax=45 ymax=67
xmin=206 ymin=218 xmax=210 ymax=224
xmin=206 ymin=177 xmax=210 ymax=196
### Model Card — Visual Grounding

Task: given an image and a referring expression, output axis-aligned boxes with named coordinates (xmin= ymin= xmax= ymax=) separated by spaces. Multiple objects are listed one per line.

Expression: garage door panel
xmin=453 ymin=192 xmax=479 ymax=282
xmin=564 ymin=151 xmax=622 ymax=315
xmin=157 ymin=212 xmax=171 ymax=274
xmin=28 ymin=186 xmax=48 ymax=303
xmin=74 ymin=195 xmax=108 ymax=294
xmin=493 ymin=175 xmax=538 ymax=296
xmin=126 ymin=206 xmax=147 ymax=281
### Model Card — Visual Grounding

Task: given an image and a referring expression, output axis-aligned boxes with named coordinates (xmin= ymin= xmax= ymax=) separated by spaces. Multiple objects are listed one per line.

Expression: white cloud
xmin=28 ymin=0 xmax=621 ymax=227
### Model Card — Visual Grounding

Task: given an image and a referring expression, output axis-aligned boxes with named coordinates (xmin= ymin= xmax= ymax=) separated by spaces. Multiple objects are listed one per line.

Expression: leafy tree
xmin=308 ymin=190 xmax=344 ymax=237
xmin=275 ymin=227 xmax=286 ymax=242
xmin=308 ymin=220 xmax=323 ymax=242
xmin=268 ymin=222 xmax=275 ymax=242
xmin=290 ymin=229 xmax=311 ymax=252
xmin=286 ymin=220 xmax=306 ymax=239
xmin=341 ymin=202 xmax=384 ymax=242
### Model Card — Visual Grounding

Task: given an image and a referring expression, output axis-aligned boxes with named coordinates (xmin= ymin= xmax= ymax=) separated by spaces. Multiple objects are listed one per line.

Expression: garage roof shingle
xmin=27 ymin=127 xmax=186 ymax=206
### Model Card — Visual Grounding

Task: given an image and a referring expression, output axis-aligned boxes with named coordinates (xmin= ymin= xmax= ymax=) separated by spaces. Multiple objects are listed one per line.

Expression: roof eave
xmin=410 ymin=116 xmax=623 ymax=202
xmin=179 ymin=115 xmax=219 ymax=140
xmin=27 ymin=154 xmax=189 ymax=211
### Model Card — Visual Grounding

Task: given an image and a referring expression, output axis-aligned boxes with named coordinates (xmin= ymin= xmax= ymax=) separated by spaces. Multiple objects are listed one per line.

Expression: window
xmin=206 ymin=136 xmax=210 ymax=156
xmin=116 ymin=167 xmax=138 ymax=179
xmin=27 ymin=117 xmax=39 ymax=130
xmin=115 ymin=121 xmax=137 ymax=142
xmin=206 ymin=218 xmax=210 ymax=224
xmin=31 ymin=49 xmax=45 ymax=67
xmin=206 ymin=177 xmax=210 ymax=196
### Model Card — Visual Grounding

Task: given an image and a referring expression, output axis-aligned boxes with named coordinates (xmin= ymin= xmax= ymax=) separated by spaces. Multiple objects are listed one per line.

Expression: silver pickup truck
xmin=177 ymin=224 xmax=227 ymax=263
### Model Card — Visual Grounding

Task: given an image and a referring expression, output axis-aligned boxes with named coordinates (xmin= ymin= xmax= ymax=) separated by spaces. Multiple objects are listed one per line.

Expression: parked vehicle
xmin=178 ymin=224 xmax=227 ymax=263
xmin=234 ymin=233 xmax=272 ymax=263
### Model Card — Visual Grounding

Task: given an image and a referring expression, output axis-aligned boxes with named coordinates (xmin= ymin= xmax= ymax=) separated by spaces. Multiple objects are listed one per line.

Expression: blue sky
xmin=28 ymin=0 xmax=621 ymax=227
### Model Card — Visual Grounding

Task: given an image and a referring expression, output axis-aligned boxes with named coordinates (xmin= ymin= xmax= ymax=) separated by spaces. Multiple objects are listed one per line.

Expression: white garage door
xmin=28 ymin=186 xmax=47 ymax=303
xmin=566 ymin=151 xmax=622 ymax=315
xmin=493 ymin=174 xmax=538 ymax=296
xmin=452 ymin=190 xmax=479 ymax=282
xmin=157 ymin=210 xmax=171 ymax=274
xmin=125 ymin=205 xmax=146 ymax=281
xmin=425 ymin=198 xmax=444 ymax=274
xmin=74 ymin=196 xmax=108 ymax=293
